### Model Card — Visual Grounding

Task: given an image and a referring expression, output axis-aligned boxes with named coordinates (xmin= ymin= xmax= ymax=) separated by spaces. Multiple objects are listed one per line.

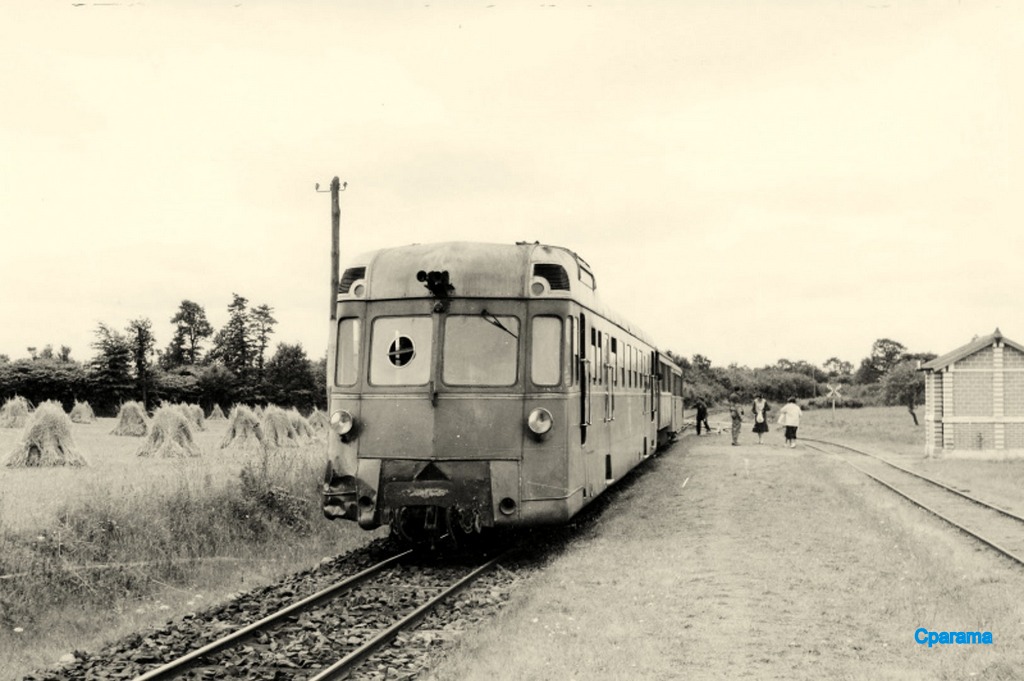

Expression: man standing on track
xmin=728 ymin=392 xmax=743 ymax=446
xmin=778 ymin=397 xmax=803 ymax=448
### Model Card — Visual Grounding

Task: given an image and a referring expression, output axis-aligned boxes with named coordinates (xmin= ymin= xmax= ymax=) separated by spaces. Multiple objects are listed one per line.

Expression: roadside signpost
xmin=826 ymin=383 xmax=842 ymax=420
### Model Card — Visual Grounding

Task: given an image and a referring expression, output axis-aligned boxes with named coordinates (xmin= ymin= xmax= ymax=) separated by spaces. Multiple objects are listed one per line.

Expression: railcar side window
xmin=369 ymin=316 xmax=432 ymax=386
xmin=443 ymin=315 xmax=519 ymax=386
xmin=335 ymin=318 xmax=361 ymax=386
xmin=531 ymin=316 xmax=562 ymax=386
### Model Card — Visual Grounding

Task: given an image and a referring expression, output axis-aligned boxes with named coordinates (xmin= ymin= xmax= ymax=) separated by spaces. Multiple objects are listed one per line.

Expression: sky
xmin=2 ymin=0 xmax=1021 ymax=371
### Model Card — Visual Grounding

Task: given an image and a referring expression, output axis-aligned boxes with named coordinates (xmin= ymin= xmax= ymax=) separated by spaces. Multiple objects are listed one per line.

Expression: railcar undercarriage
xmin=391 ymin=504 xmax=486 ymax=548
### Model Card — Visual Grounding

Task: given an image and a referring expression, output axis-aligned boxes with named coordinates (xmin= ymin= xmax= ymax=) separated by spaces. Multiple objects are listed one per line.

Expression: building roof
xmin=919 ymin=328 xmax=1024 ymax=371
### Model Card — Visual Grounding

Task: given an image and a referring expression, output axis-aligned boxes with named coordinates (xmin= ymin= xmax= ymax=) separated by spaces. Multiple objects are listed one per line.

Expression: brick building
xmin=920 ymin=329 xmax=1024 ymax=457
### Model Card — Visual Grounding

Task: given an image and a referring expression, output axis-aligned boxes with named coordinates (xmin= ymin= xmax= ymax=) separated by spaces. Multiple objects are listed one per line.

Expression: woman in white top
xmin=777 ymin=397 xmax=802 ymax=448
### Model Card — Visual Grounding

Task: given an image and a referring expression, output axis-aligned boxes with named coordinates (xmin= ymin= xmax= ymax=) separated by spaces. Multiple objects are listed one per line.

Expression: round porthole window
xmin=387 ymin=336 xmax=415 ymax=367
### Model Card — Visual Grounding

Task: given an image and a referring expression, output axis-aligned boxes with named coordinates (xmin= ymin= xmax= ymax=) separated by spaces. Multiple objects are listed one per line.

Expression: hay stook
xmin=6 ymin=401 xmax=88 ymax=467
xmin=111 ymin=401 xmax=149 ymax=436
xmin=287 ymin=409 xmax=316 ymax=442
xmin=137 ymin=406 xmax=202 ymax=458
xmin=220 ymin=405 xmax=266 ymax=452
xmin=261 ymin=406 xmax=302 ymax=448
xmin=178 ymin=403 xmax=206 ymax=432
xmin=0 ymin=395 xmax=33 ymax=428
xmin=308 ymin=408 xmax=329 ymax=432
xmin=69 ymin=400 xmax=96 ymax=424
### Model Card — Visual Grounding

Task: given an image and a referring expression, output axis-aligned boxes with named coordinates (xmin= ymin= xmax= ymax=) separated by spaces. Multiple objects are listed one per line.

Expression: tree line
xmin=2 ymin=312 xmax=935 ymax=423
xmin=0 ymin=295 xmax=326 ymax=417
xmin=670 ymin=337 xmax=936 ymax=421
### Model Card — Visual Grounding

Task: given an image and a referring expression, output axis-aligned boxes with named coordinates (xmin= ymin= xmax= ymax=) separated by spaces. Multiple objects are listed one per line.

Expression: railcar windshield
xmin=335 ymin=318 xmax=361 ymax=386
xmin=443 ymin=314 xmax=519 ymax=386
xmin=369 ymin=316 xmax=433 ymax=386
xmin=530 ymin=316 xmax=562 ymax=386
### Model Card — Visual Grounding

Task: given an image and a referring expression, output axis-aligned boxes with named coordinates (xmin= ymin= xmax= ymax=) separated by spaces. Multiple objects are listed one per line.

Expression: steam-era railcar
xmin=321 ymin=241 xmax=683 ymax=542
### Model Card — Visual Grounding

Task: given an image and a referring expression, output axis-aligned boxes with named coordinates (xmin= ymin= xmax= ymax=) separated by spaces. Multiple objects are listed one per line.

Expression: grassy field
xmin=0 ymin=415 xmax=385 ymax=679
xmin=423 ymin=407 xmax=1024 ymax=680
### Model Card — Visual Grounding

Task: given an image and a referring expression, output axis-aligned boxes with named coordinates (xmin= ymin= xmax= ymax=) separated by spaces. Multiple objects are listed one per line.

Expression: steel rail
xmin=307 ymin=551 xmax=508 ymax=681
xmin=804 ymin=442 xmax=1024 ymax=568
xmin=802 ymin=437 xmax=1024 ymax=524
xmin=133 ymin=549 xmax=413 ymax=681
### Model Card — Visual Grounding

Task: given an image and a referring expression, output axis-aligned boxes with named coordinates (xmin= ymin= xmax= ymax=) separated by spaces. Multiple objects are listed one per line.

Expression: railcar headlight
xmin=527 ymin=408 xmax=553 ymax=436
xmin=330 ymin=410 xmax=355 ymax=436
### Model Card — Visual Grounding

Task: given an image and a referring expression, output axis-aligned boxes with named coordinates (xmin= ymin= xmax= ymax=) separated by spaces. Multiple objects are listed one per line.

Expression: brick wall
xmin=958 ymin=347 xmax=994 ymax=368
xmin=1005 ymin=423 xmax=1024 ymax=449
xmin=953 ymin=423 xmax=995 ymax=450
xmin=1005 ymin=373 xmax=1024 ymax=417
xmin=953 ymin=372 xmax=993 ymax=416
xmin=1004 ymin=346 xmax=1024 ymax=368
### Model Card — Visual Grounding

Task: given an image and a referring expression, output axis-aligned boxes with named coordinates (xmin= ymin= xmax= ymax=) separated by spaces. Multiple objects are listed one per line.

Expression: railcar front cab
xmin=321 ymin=244 xmax=582 ymax=541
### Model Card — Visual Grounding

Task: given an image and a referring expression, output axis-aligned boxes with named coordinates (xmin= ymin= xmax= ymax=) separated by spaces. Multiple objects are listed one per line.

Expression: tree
xmin=196 ymin=362 xmax=239 ymax=411
xmin=210 ymin=294 xmax=254 ymax=379
xmin=854 ymin=338 xmax=907 ymax=384
xmin=869 ymin=338 xmax=906 ymax=376
xmin=883 ymin=360 xmax=925 ymax=425
xmin=691 ymin=354 xmax=712 ymax=373
xmin=126 ymin=318 xmax=156 ymax=408
xmin=313 ymin=354 xmax=328 ymax=410
xmin=163 ymin=300 xmax=213 ymax=368
xmin=249 ymin=304 xmax=277 ymax=374
xmin=823 ymin=357 xmax=854 ymax=380
xmin=264 ymin=343 xmax=317 ymax=411
xmin=89 ymin=323 xmax=134 ymax=415
xmin=0 ymin=357 xmax=88 ymax=410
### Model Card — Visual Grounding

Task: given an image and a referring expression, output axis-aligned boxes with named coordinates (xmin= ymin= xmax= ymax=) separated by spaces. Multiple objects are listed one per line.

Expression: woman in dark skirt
xmin=751 ymin=395 xmax=770 ymax=444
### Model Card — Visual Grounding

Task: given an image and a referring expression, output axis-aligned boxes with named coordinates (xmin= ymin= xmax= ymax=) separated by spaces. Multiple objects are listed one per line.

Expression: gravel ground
xmin=422 ymin=431 xmax=1024 ymax=680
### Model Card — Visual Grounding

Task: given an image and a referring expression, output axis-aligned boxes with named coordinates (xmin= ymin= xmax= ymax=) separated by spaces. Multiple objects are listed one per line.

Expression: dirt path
xmin=424 ymin=434 xmax=1024 ymax=680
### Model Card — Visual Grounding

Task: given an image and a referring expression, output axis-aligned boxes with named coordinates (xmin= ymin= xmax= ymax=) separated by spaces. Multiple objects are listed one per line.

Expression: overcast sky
xmin=2 ymin=1 xmax=1020 ymax=370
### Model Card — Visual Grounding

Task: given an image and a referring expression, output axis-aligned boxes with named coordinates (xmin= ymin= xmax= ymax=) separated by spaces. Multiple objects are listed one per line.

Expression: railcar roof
xmin=340 ymin=241 xmax=661 ymax=348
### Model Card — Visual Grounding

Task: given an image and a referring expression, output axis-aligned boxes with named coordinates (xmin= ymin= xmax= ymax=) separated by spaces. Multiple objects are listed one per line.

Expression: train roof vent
xmin=339 ymin=267 xmax=366 ymax=294
xmin=533 ymin=264 xmax=570 ymax=291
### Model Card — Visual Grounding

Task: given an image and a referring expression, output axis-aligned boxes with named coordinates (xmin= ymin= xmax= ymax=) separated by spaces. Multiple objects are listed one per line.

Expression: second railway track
xmin=804 ymin=437 xmax=1024 ymax=568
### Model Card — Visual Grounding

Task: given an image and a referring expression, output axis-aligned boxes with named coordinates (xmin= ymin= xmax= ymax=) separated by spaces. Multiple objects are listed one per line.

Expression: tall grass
xmin=0 ymin=419 xmax=384 ymax=678
xmin=0 ymin=446 xmax=328 ymax=623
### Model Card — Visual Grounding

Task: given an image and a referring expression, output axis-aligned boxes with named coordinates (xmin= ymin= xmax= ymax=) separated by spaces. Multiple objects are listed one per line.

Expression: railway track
xmin=21 ymin=539 xmax=519 ymax=681
xmin=129 ymin=548 xmax=510 ymax=680
xmin=804 ymin=437 xmax=1024 ymax=568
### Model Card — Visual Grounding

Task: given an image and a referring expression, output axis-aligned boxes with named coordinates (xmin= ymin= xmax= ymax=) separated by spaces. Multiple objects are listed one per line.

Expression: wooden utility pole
xmin=329 ymin=177 xmax=341 ymax=320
